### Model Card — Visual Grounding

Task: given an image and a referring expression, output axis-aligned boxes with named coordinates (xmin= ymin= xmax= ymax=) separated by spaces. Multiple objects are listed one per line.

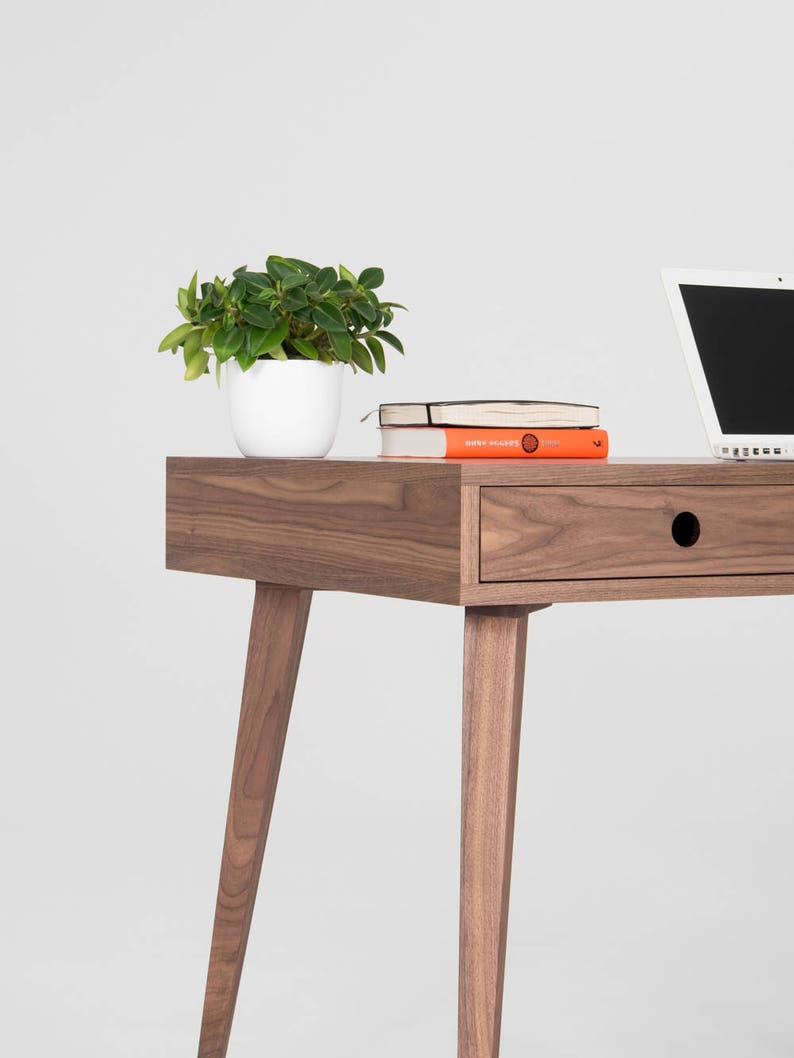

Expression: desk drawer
xmin=480 ymin=485 xmax=794 ymax=581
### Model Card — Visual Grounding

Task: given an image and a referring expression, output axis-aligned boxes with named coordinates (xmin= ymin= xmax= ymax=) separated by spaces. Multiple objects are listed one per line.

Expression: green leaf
xmin=248 ymin=327 xmax=267 ymax=357
xmin=311 ymin=303 xmax=348 ymax=332
xmin=213 ymin=276 xmax=228 ymax=297
xmin=268 ymin=344 xmax=288 ymax=361
xmin=215 ymin=358 xmax=222 ymax=388
xmin=187 ymin=270 xmax=198 ymax=309
xmin=178 ymin=288 xmax=189 ymax=315
xmin=183 ymin=328 xmax=204 ymax=363
xmin=365 ymin=335 xmax=386 ymax=373
xmin=333 ymin=279 xmax=354 ymax=293
xmin=222 ymin=312 xmax=235 ymax=332
xmin=253 ymin=317 xmax=289 ymax=356
xmin=291 ymin=338 xmax=319 ymax=360
xmin=329 ymin=331 xmax=352 ymax=362
xmin=184 ymin=349 xmax=210 ymax=381
xmin=351 ymin=340 xmax=374 ymax=373
xmin=286 ymin=258 xmax=319 ymax=276
xmin=314 ymin=266 xmax=336 ymax=293
xmin=339 ymin=264 xmax=357 ymax=286
xmin=240 ymin=270 xmax=272 ymax=292
xmin=158 ymin=322 xmax=195 ymax=352
xmin=348 ymin=308 xmax=367 ymax=332
xmin=240 ymin=303 xmax=275 ymax=328
xmin=282 ymin=287 xmax=308 ymax=312
xmin=266 ymin=255 xmax=299 ymax=280
xmin=198 ymin=300 xmax=222 ymax=324
xmin=253 ymin=286 xmax=277 ymax=303
xmin=280 ymin=271 xmax=309 ymax=290
xmin=316 ymin=347 xmax=334 ymax=364
xmin=232 ymin=264 xmax=248 ymax=276
xmin=237 ymin=352 xmax=257 ymax=372
xmin=377 ymin=330 xmax=404 ymax=354
xmin=202 ymin=321 xmax=220 ymax=347
xmin=358 ymin=266 xmax=384 ymax=289
xmin=213 ymin=326 xmax=245 ymax=363
xmin=229 ymin=277 xmax=246 ymax=302
xmin=380 ymin=301 xmax=408 ymax=311
xmin=353 ymin=297 xmax=376 ymax=323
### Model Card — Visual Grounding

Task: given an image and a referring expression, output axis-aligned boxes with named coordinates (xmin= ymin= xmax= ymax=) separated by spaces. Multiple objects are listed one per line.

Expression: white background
xmin=3 ymin=1 xmax=794 ymax=1055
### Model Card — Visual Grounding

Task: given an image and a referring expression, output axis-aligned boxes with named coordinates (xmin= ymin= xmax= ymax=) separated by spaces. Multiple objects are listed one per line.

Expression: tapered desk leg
xmin=197 ymin=583 xmax=312 ymax=1058
xmin=459 ymin=604 xmax=545 ymax=1058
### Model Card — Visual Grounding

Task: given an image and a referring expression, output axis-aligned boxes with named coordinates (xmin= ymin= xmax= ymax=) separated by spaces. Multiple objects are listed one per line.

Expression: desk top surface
xmin=168 ymin=454 xmax=794 ymax=486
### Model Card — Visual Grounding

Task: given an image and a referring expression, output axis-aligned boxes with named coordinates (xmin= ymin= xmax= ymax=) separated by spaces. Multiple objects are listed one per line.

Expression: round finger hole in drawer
xmin=671 ymin=511 xmax=700 ymax=547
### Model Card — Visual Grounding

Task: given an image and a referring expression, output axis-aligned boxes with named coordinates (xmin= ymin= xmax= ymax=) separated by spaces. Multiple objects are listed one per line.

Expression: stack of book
xmin=376 ymin=400 xmax=608 ymax=458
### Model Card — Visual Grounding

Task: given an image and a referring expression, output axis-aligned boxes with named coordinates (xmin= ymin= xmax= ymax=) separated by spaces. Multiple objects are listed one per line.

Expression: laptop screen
xmin=680 ymin=283 xmax=794 ymax=434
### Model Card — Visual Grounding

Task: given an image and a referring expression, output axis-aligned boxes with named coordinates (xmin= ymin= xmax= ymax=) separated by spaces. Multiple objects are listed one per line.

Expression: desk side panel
xmin=166 ymin=458 xmax=463 ymax=603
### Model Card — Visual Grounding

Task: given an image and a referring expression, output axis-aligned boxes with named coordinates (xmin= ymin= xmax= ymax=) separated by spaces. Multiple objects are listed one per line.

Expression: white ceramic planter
xmin=226 ymin=358 xmax=344 ymax=457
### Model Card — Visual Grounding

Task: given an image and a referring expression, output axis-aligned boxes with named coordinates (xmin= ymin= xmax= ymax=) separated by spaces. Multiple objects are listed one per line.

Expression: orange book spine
xmin=442 ymin=428 xmax=609 ymax=458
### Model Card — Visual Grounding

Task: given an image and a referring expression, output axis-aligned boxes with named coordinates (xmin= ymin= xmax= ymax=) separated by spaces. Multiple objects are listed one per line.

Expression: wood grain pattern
xmin=167 ymin=458 xmax=794 ymax=604
xmin=459 ymin=571 xmax=794 ymax=605
xmin=198 ymin=584 xmax=312 ymax=1058
xmin=460 ymin=484 xmax=481 ymax=587
xmin=457 ymin=457 xmax=794 ymax=486
xmin=481 ymin=485 xmax=794 ymax=581
xmin=459 ymin=605 xmax=535 ymax=1058
xmin=167 ymin=458 xmax=463 ymax=604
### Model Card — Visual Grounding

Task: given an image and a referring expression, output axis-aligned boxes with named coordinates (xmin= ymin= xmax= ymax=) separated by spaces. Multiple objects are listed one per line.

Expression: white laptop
xmin=663 ymin=268 xmax=794 ymax=460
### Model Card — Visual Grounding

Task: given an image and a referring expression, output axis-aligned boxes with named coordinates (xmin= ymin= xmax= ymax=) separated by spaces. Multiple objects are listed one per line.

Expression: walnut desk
xmin=166 ymin=456 xmax=794 ymax=1058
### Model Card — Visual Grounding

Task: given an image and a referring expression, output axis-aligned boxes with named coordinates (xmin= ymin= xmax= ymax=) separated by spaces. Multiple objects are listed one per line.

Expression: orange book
xmin=379 ymin=427 xmax=609 ymax=458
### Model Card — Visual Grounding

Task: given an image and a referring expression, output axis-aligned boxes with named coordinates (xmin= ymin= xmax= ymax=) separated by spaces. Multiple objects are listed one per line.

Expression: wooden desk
xmin=166 ymin=456 xmax=794 ymax=1058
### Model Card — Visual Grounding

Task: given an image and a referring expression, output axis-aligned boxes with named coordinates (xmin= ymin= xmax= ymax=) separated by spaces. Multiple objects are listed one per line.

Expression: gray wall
xmin=3 ymin=1 xmax=794 ymax=1054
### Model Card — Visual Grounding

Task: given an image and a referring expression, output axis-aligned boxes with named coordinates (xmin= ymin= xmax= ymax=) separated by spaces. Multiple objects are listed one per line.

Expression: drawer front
xmin=480 ymin=485 xmax=794 ymax=582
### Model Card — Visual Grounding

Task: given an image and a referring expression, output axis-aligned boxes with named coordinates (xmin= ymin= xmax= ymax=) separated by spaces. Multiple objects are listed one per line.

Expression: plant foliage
xmin=158 ymin=256 xmax=406 ymax=382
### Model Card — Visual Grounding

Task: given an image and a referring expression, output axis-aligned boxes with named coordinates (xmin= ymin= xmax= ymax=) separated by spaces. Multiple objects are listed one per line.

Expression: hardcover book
xmin=378 ymin=399 xmax=599 ymax=429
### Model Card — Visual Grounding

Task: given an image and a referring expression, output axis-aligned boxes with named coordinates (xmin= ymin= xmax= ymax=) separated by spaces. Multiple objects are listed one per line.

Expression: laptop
xmin=663 ymin=268 xmax=794 ymax=460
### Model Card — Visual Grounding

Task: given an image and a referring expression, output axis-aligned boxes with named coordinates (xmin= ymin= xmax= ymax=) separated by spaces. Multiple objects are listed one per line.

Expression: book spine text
xmin=443 ymin=428 xmax=608 ymax=458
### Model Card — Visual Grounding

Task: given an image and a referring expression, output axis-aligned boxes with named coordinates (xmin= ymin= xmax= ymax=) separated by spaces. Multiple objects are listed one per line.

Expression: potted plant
xmin=159 ymin=256 xmax=406 ymax=457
